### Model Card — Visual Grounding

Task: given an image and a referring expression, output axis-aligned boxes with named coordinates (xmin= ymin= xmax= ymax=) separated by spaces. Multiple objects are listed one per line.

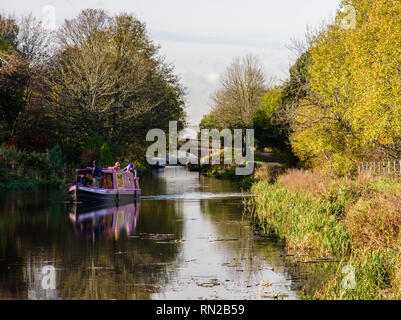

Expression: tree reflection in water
xmin=0 ymin=190 xmax=184 ymax=300
xmin=0 ymin=167 xmax=316 ymax=300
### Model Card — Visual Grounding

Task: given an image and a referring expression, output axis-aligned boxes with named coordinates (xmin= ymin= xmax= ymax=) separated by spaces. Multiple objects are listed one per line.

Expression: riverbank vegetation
xmin=202 ymin=0 xmax=401 ymax=174
xmin=250 ymin=169 xmax=401 ymax=299
xmin=0 ymin=144 xmax=66 ymax=189
xmin=199 ymin=0 xmax=401 ymax=299
xmin=0 ymin=9 xmax=185 ymax=188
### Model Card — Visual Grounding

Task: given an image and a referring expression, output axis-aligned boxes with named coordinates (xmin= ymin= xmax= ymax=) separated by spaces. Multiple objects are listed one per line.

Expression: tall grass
xmin=250 ymin=169 xmax=401 ymax=300
xmin=250 ymin=181 xmax=351 ymax=257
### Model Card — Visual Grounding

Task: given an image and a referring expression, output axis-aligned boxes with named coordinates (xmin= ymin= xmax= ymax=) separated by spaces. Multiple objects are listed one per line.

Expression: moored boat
xmin=68 ymin=168 xmax=141 ymax=204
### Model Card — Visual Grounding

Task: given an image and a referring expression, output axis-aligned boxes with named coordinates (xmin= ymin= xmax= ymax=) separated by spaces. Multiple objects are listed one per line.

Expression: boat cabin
xmin=75 ymin=168 xmax=139 ymax=190
xmin=69 ymin=167 xmax=141 ymax=204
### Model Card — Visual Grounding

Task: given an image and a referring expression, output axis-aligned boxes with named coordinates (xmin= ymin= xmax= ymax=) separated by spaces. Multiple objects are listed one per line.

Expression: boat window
xmin=116 ymin=173 xmax=124 ymax=188
xmin=105 ymin=173 xmax=113 ymax=189
xmin=123 ymin=173 xmax=133 ymax=188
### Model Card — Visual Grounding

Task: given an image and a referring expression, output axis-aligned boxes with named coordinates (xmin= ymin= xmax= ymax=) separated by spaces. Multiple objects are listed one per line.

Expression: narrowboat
xmin=68 ymin=168 xmax=141 ymax=204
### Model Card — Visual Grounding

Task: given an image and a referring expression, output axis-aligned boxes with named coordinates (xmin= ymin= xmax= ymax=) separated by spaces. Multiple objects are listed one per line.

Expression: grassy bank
xmin=249 ymin=169 xmax=401 ymax=299
xmin=0 ymin=169 xmax=67 ymax=190
xmin=0 ymin=144 xmax=152 ymax=191
xmin=201 ymin=160 xmax=285 ymax=190
xmin=0 ymin=145 xmax=69 ymax=191
xmin=200 ymin=164 xmax=255 ymax=190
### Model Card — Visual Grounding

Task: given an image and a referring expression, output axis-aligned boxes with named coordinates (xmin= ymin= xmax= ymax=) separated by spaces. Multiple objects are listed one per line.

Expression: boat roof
xmin=76 ymin=168 xmax=126 ymax=174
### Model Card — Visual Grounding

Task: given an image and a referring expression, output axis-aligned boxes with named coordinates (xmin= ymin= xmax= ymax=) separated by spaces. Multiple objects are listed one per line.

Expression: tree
xmin=253 ymin=87 xmax=299 ymax=165
xmin=199 ymin=114 xmax=213 ymax=130
xmin=289 ymin=0 xmax=401 ymax=174
xmin=0 ymin=14 xmax=54 ymax=148
xmin=100 ymin=142 xmax=114 ymax=167
xmin=210 ymin=54 xmax=267 ymax=129
xmin=282 ymin=51 xmax=311 ymax=111
xmin=0 ymin=14 xmax=28 ymax=141
xmin=47 ymin=144 xmax=65 ymax=172
xmin=254 ymin=87 xmax=283 ymax=147
xmin=48 ymin=9 xmax=185 ymax=157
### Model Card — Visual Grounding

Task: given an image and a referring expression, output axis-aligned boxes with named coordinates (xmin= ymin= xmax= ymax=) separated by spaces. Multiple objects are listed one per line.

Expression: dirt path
xmin=254 ymin=151 xmax=283 ymax=166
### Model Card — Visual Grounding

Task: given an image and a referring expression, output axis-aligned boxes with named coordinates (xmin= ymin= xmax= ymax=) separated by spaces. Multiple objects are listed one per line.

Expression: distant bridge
xmin=149 ymin=139 xmax=226 ymax=167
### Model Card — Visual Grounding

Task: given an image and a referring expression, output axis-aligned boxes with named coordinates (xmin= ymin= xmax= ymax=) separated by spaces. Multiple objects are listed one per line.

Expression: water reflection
xmin=0 ymin=191 xmax=182 ymax=300
xmin=68 ymin=202 xmax=140 ymax=239
xmin=0 ymin=167 xmax=319 ymax=300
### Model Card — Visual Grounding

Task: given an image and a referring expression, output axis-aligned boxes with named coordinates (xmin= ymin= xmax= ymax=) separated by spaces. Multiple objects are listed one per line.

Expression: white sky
xmin=1 ymin=0 xmax=341 ymax=126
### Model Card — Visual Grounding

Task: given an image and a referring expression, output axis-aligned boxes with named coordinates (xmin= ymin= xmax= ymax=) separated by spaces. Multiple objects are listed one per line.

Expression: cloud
xmin=150 ymin=30 xmax=285 ymax=50
xmin=206 ymin=72 xmax=219 ymax=84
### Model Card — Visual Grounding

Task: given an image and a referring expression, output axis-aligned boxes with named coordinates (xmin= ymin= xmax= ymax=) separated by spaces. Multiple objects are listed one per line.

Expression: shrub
xmin=100 ymin=142 xmax=114 ymax=167
xmin=47 ymin=144 xmax=65 ymax=171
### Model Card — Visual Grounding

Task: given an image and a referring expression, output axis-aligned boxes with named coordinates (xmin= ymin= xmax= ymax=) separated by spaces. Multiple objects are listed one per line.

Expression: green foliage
xmin=0 ymin=88 xmax=26 ymax=141
xmin=199 ymin=114 xmax=213 ymax=130
xmin=0 ymin=15 xmax=28 ymax=141
xmin=254 ymin=88 xmax=284 ymax=148
xmin=20 ymin=150 xmax=50 ymax=172
xmin=84 ymin=133 xmax=104 ymax=157
xmin=47 ymin=144 xmax=65 ymax=171
xmin=99 ymin=142 xmax=114 ymax=167
xmin=253 ymin=88 xmax=299 ymax=166
xmin=282 ymin=51 xmax=311 ymax=107
xmin=81 ymin=133 xmax=104 ymax=164
xmin=48 ymin=9 xmax=185 ymax=161
xmin=258 ymin=87 xmax=283 ymax=118
xmin=0 ymin=144 xmax=66 ymax=189
xmin=251 ymin=180 xmax=352 ymax=257
xmin=0 ymin=10 xmax=185 ymax=168
xmin=0 ymin=14 xmax=19 ymax=47
xmin=250 ymin=169 xmax=401 ymax=299
xmin=319 ymin=249 xmax=397 ymax=300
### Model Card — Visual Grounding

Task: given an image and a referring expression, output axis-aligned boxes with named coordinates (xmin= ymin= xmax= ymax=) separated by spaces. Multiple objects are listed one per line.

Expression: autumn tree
xmin=0 ymin=14 xmax=28 ymax=141
xmin=289 ymin=0 xmax=401 ymax=174
xmin=210 ymin=54 xmax=267 ymax=129
xmin=48 ymin=9 xmax=185 ymax=159
xmin=0 ymin=14 xmax=56 ymax=151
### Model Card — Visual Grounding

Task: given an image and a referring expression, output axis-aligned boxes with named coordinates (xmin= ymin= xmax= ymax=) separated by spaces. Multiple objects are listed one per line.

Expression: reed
xmin=250 ymin=169 xmax=401 ymax=299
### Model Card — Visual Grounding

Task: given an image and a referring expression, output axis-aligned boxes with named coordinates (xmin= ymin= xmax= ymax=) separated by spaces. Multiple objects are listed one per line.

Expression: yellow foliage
xmin=291 ymin=0 xmax=401 ymax=174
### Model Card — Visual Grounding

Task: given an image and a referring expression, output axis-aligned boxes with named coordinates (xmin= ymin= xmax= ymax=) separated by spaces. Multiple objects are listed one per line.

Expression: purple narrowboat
xmin=68 ymin=168 xmax=141 ymax=204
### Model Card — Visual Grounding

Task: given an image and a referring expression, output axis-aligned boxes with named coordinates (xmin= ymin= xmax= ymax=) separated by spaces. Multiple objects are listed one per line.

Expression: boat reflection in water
xmin=68 ymin=202 xmax=140 ymax=239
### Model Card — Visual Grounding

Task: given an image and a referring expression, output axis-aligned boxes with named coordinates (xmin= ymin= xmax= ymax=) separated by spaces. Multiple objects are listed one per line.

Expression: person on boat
xmin=79 ymin=174 xmax=88 ymax=186
xmin=124 ymin=163 xmax=137 ymax=177
xmin=113 ymin=162 xmax=121 ymax=170
xmin=92 ymin=160 xmax=103 ymax=188
xmin=85 ymin=174 xmax=93 ymax=186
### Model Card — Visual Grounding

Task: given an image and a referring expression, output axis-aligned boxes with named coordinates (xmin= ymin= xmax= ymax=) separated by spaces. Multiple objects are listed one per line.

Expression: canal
xmin=0 ymin=166 xmax=315 ymax=300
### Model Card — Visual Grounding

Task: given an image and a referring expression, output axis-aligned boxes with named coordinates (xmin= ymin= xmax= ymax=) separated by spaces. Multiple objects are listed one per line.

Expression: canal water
xmin=0 ymin=167 xmax=315 ymax=300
